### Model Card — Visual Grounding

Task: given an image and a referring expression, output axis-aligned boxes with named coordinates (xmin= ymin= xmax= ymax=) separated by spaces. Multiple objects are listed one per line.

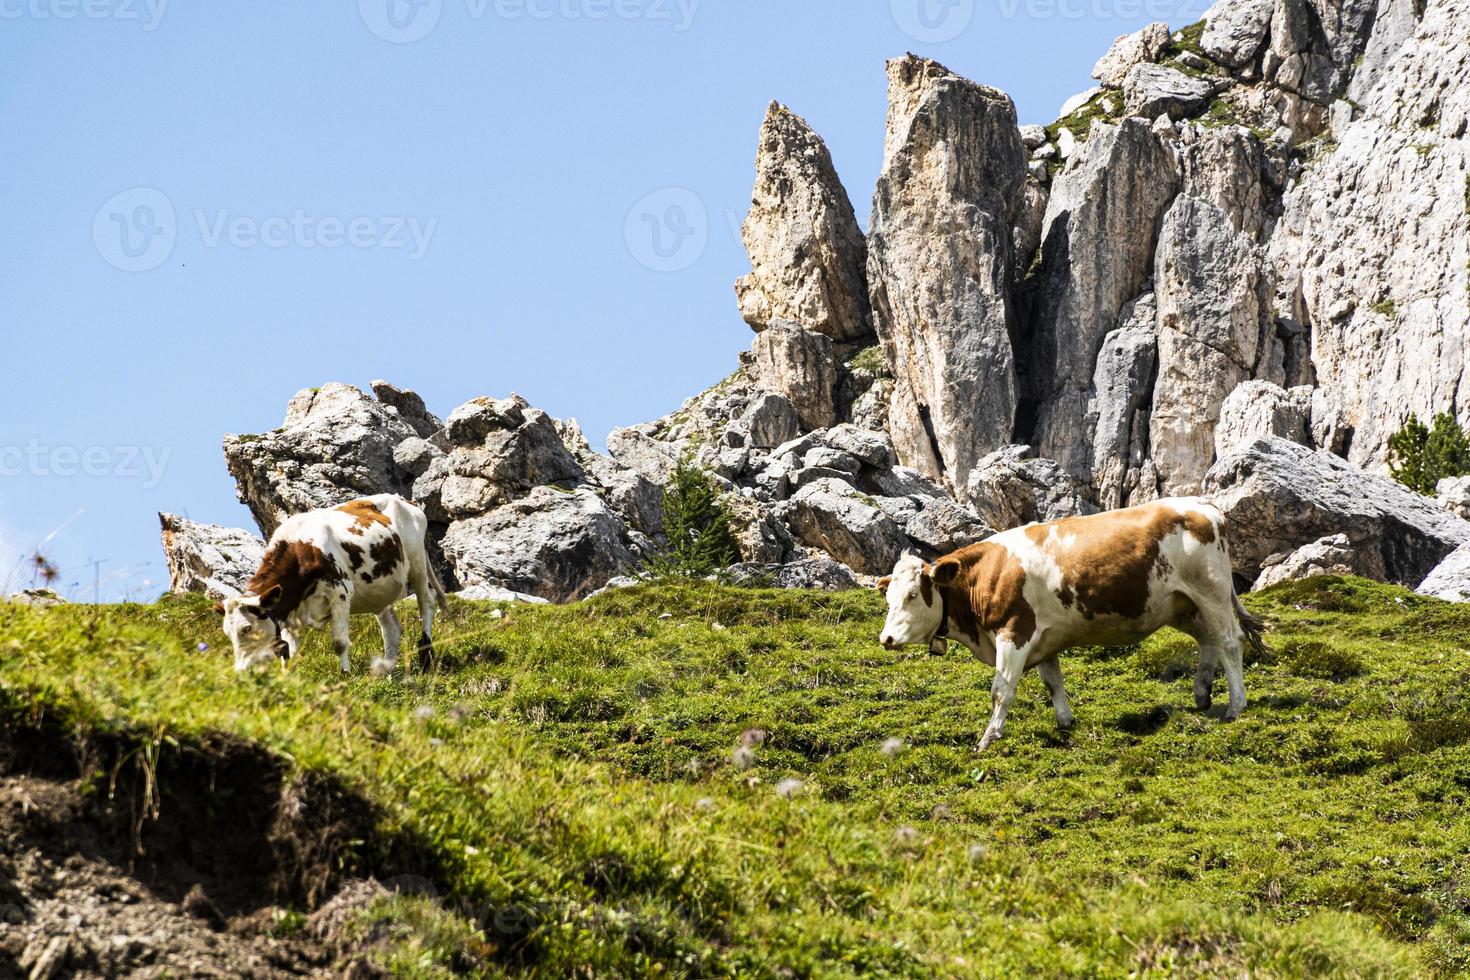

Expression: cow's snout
xmin=881 ymin=635 xmax=897 ymax=650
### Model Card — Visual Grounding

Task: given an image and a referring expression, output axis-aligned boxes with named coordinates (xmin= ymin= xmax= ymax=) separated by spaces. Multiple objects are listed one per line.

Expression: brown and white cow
xmin=216 ymin=495 xmax=448 ymax=674
xmin=877 ymin=498 xmax=1265 ymax=751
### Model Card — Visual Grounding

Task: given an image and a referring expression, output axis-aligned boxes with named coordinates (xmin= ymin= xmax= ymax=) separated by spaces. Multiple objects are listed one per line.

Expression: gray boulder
xmin=1201 ymin=0 xmax=1275 ymax=68
xmin=1253 ymin=533 xmax=1373 ymax=590
xmin=736 ymin=103 xmax=871 ymax=341
xmin=728 ymin=392 xmax=802 ymax=450
xmin=370 ymin=380 xmax=443 ymax=440
xmin=1123 ymin=64 xmax=1215 ymax=119
xmin=1204 ymin=437 xmax=1470 ymax=586
xmin=158 ymin=513 xmax=265 ymax=599
xmin=726 ymin=555 xmax=859 ymax=591
xmin=223 ymin=382 xmax=418 ymax=536
xmin=1090 ymin=294 xmax=1159 ymax=510
xmin=439 ymin=487 xmax=636 ymax=602
xmin=750 ymin=320 xmax=839 ymax=431
xmin=966 ymin=446 xmax=1097 ymax=531
xmin=1418 ymin=541 xmax=1470 ymax=602
xmin=1093 ymin=22 xmax=1172 ymax=88
xmin=1214 ymin=381 xmax=1313 ymax=458
xmin=1437 ymin=477 xmax=1470 ymax=521
xmin=776 ymin=478 xmax=907 ymax=574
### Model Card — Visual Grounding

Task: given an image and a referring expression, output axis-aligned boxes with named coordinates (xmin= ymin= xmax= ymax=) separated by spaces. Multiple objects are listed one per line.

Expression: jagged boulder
xmin=1024 ymin=119 xmax=1178 ymax=478
xmin=966 ymin=446 xmax=1097 ymax=531
xmin=726 ymin=393 xmax=802 ymax=451
xmin=1201 ymin=0 xmax=1275 ymax=68
xmin=439 ymin=487 xmax=636 ymax=602
xmin=1123 ymin=64 xmax=1215 ymax=119
xmin=750 ymin=320 xmax=839 ymax=431
xmin=370 ymin=380 xmax=443 ymax=440
xmin=1204 ymin=437 xmax=1470 ymax=585
xmin=867 ymin=55 xmax=1027 ymax=485
xmin=776 ymin=478 xmax=907 ymax=574
xmin=1214 ymin=381 xmax=1313 ymax=458
xmin=1093 ymin=22 xmax=1171 ymax=88
xmin=158 ymin=513 xmax=265 ymax=599
xmin=735 ymin=103 xmax=871 ymax=341
xmin=223 ymin=383 xmax=418 ymax=536
xmin=1253 ymin=533 xmax=1373 ymax=590
xmin=1418 ymin=541 xmax=1470 ymax=602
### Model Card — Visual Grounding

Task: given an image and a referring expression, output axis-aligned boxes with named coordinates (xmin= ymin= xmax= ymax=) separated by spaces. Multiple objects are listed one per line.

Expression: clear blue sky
xmin=0 ymin=0 xmax=1208 ymax=601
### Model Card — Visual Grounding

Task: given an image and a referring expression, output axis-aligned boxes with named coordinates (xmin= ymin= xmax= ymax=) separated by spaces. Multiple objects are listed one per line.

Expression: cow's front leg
xmin=977 ymin=636 xmax=1031 ymax=752
xmin=1035 ymin=656 xmax=1073 ymax=730
xmin=330 ymin=598 xmax=352 ymax=674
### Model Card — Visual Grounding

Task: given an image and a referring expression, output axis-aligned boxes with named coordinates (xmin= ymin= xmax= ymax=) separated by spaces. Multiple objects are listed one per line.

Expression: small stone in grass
xmin=881 ymin=737 xmax=905 ymax=757
xmin=776 ymin=778 xmax=803 ymax=799
xmin=740 ymin=728 xmax=767 ymax=747
xmin=732 ymin=746 xmax=756 ymax=770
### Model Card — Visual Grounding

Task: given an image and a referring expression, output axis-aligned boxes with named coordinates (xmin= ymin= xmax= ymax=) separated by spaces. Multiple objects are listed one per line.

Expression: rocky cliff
xmin=172 ymin=0 xmax=1470 ymax=603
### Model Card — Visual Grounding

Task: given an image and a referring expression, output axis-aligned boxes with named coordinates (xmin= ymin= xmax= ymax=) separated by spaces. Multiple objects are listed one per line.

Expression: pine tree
xmin=1388 ymin=413 xmax=1470 ymax=495
xmin=646 ymin=460 xmax=739 ymax=578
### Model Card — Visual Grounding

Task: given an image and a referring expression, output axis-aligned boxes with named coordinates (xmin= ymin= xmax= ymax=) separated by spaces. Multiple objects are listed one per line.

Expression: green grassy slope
xmin=2 ymin=576 xmax=1468 ymax=977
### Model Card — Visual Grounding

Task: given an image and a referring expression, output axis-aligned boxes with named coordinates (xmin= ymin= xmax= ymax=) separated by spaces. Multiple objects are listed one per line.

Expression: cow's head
xmin=877 ymin=554 xmax=955 ymax=649
xmin=215 ymin=586 xmax=289 ymax=671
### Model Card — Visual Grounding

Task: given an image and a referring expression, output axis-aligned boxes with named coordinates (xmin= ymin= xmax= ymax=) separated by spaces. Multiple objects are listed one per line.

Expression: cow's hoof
xmin=974 ymin=734 xmax=997 ymax=753
xmin=1195 ymin=694 xmax=1212 ymax=712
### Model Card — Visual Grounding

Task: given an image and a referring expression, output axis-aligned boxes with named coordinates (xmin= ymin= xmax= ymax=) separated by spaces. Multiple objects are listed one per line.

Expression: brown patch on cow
xmin=341 ymin=540 xmax=366 ymax=572
xmin=337 ymin=499 xmax=391 ymax=536
xmin=244 ymin=541 xmax=346 ymax=620
xmin=1022 ymin=503 xmax=1216 ymax=621
xmin=367 ymin=534 xmax=403 ymax=581
xmin=875 ymin=576 xmax=892 ymax=592
xmin=932 ymin=542 xmax=1036 ymax=647
xmin=919 ymin=572 xmax=934 ymax=607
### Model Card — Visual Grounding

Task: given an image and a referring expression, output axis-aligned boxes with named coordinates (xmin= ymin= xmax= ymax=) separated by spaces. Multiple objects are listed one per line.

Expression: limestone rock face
xmin=1024 ymin=120 xmax=1178 ymax=478
xmin=158 ymin=513 xmax=264 ymax=599
xmin=867 ymin=55 xmax=1027 ymax=485
xmin=1269 ymin=0 xmax=1470 ymax=469
xmin=1123 ymin=64 xmax=1215 ymax=119
xmin=1093 ymin=22 xmax=1171 ymax=88
xmin=735 ymin=103 xmax=871 ymax=341
xmin=726 ymin=556 xmax=859 ymax=591
xmin=1253 ymin=533 xmax=1372 ymax=590
xmin=1090 ymin=294 xmax=1159 ymax=510
xmin=1202 ymin=0 xmax=1275 ymax=68
xmin=223 ymin=382 xmax=418 ymax=537
xmin=1203 ymin=437 xmax=1470 ymax=585
xmin=966 ymin=446 xmax=1097 ymax=532
xmin=1214 ymin=381 xmax=1313 ymax=458
xmin=439 ymin=488 xmax=635 ymax=603
xmin=750 ymin=320 xmax=839 ymax=431
xmin=1418 ymin=540 xmax=1470 ymax=602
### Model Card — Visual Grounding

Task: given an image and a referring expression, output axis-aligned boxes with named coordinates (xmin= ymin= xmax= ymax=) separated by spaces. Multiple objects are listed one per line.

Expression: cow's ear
xmin=931 ymin=560 xmax=960 ymax=588
xmin=875 ymin=576 xmax=892 ymax=592
xmin=256 ymin=584 xmax=283 ymax=610
xmin=213 ymin=601 xmax=225 ymax=616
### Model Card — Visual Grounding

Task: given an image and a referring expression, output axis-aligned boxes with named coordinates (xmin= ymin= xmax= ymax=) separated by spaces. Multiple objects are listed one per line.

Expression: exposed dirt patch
xmin=0 ymin=706 xmax=446 ymax=978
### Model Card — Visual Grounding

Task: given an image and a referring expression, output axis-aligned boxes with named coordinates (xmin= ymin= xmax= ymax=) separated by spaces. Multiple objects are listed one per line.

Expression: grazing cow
xmin=216 ymin=495 xmax=448 ymax=674
xmin=877 ymin=498 xmax=1264 ymax=751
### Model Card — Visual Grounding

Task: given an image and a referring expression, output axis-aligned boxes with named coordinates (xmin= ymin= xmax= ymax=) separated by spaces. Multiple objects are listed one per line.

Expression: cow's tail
xmin=429 ymin=561 xmax=450 ymax=613
xmin=1233 ymin=592 xmax=1267 ymax=660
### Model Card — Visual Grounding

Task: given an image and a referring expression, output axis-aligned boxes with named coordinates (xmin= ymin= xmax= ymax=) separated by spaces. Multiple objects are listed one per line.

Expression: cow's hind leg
xmin=376 ymin=606 xmax=403 ymax=674
xmin=331 ymin=600 xmax=353 ymax=674
xmin=1035 ymin=656 xmax=1073 ymax=730
xmin=411 ymin=570 xmax=438 ymax=673
xmin=1190 ymin=610 xmax=1247 ymax=720
xmin=977 ymin=637 xmax=1032 ymax=752
xmin=1193 ymin=645 xmax=1219 ymax=711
